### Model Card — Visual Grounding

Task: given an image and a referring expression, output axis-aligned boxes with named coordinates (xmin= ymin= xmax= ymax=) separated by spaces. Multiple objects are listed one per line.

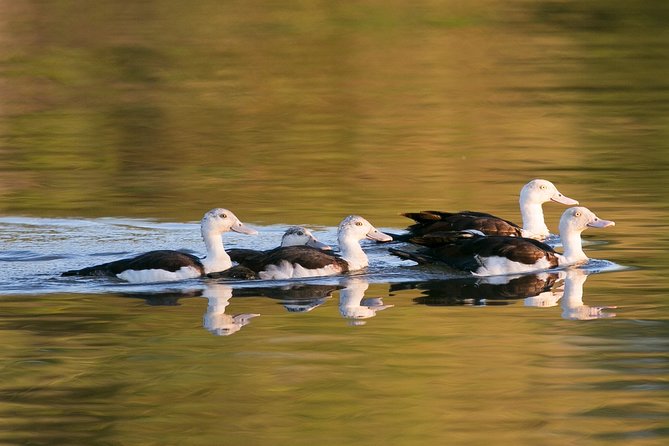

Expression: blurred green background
xmin=1 ymin=0 xmax=667 ymax=227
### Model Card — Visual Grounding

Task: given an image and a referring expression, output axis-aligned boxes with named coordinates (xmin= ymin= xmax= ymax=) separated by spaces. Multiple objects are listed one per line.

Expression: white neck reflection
xmin=559 ymin=268 xmax=617 ymax=320
xmin=202 ymin=283 xmax=260 ymax=336
xmin=524 ymin=269 xmax=617 ymax=320
xmin=338 ymin=277 xmax=393 ymax=324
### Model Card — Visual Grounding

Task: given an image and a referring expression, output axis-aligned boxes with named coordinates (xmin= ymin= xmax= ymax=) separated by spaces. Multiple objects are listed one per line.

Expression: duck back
xmin=62 ymin=250 xmax=204 ymax=277
xmin=403 ymin=210 xmax=523 ymax=238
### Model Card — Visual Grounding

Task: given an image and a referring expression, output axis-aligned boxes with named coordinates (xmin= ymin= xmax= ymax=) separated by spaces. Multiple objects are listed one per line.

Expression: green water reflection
xmin=1 ymin=1 xmax=667 ymax=225
xmin=1 ymin=1 xmax=668 ymax=445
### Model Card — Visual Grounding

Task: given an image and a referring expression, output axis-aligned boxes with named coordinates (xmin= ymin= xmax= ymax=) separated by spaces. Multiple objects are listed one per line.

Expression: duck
xmin=398 ymin=179 xmax=579 ymax=240
xmin=389 ymin=206 xmax=614 ymax=276
xmin=208 ymin=215 xmax=392 ymax=280
xmin=62 ymin=208 xmax=257 ymax=283
xmin=227 ymin=226 xmax=331 ymax=265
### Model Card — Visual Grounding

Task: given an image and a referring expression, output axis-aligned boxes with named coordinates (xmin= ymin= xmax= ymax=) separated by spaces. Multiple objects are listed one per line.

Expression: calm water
xmin=1 ymin=1 xmax=669 ymax=445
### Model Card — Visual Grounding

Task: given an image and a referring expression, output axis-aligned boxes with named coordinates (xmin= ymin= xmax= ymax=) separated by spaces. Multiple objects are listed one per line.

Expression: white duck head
xmin=337 ymin=215 xmax=393 ymax=270
xmin=200 ymin=208 xmax=258 ymax=273
xmin=558 ymin=206 xmax=615 ymax=266
xmin=519 ymin=179 xmax=579 ymax=238
xmin=281 ymin=226 xmax=331 ymax=250
xmin=201 ymin=208 xmax=258 ymax=237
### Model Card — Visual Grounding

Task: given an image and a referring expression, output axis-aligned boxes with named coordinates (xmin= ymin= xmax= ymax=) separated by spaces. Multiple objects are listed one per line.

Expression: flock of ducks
xmin=62 ymin=179 xmax=615 ymax=284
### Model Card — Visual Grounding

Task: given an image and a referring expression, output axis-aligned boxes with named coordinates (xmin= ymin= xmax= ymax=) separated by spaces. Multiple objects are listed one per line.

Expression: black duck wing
xmin=240 ymin=246 xmax=349 ymax=273
xmin=207 ymin=265 xmax=258 ymax=279
xmin=405 ymin=232 xmax=558 ymax=271
xmin=403 ymin=210 xmax=522 ymax=237
xmin=227 ymin=248 xmax=264 ymax=264
xmin=453 ymin=236 xmax=559 ymax=267
xmin=390 ymin=231 xmax=482 ymax=270
xmin=62 ymin=250 xmax=203 ymax=277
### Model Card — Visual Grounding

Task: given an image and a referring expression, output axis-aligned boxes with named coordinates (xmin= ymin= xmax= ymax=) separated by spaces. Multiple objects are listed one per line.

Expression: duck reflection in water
xmin=397 ymin=272 xmax=559 ymax=306
xmin=560 ymin=269 xmax=617 ymax=320
xmin=115 ymin=284 xmax=260 ymax=336
xmin=338 ymin=277 xmax=393 ymax=324
xmin=231 ymin=282 xmax=340 ymax=313
xmin=202 ymin=283 xmax=260 ymax=336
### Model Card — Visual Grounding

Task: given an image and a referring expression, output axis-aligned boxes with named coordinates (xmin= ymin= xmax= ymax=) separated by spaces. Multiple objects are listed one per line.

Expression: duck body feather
xmin=402 ymin=210 xmax=523 ymax=239
xmin=397 ymin=179 xmax=580 ymax=240
xmin=62 ymin=250 xmax=205 ymax=278
xmin=390 ymin=231 xmax=559 ymax=275
xmin=209 ymin=246 xmax=349 ymax=280
xmin=226 ymin=248 xmax=265 ymax=265
xmin=61 ymin=208 xmax=257 ymax=283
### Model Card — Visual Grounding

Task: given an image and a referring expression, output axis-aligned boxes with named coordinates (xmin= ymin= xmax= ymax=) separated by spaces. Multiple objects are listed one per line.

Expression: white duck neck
xmin=558 ymin=228 xmax=587 ymax=265
xmin=339 ymin=233 xmax=368 ymax=271
xmin=201 ymin=227 xmax=232 ymax=273
xmin=519 ymin=199 xmax=549 ymax=238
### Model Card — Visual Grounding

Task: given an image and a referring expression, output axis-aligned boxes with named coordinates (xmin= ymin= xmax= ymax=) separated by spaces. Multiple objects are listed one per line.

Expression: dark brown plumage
xmin=401 ymin=210 xmax=523 ymax=239
xmin=389 ymin=231 xmax=559 ymax=273
xmin=208 ymin=246 xmax=349 ymax=279
xmin=226 ymin=248 xmax=265 ymax=265
xmin=62 ymin=250 xmax=204 ymax=277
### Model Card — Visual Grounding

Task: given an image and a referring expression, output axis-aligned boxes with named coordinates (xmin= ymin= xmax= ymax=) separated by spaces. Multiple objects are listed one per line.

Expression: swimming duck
xmin=62 ymin=208 xmax=257 ymax=282
xmin=209 ymin=215 xmax=392 ymax=280
xmin=390 ymin=206 xmax=614 ymax=276
xmin=227 ymin=226 xmax=331 ymax=265
xmin=399 ymin=179 xmax=579 ymax=240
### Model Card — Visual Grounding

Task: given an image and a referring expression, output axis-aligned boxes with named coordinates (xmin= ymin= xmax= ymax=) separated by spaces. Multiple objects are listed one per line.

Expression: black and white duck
xmin=62 ymin=208 xmax=257 ymax=282
xmin=399 ymin=179 xmax=579 ymax=240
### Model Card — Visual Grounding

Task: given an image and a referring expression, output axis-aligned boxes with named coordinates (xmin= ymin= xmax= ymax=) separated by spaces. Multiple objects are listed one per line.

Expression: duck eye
xmin=219 ymin=213 xmax=227 ymax=219
xmin=355 ymin=221 xmax=363 ymax=226
xmin=297 ymin=231 xmax=304 ymax=236
xmin=574 ymin=212 xmax=581 ymax=217
xmin=540 ymin=185 xmax=547 ymax=190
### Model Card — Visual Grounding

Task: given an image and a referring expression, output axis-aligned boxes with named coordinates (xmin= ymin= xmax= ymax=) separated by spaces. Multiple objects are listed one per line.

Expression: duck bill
xmin=306 ymin=237 xmax=332 ymax=250
xmin=366 ymin=226 xmax=393 ymax=242
xmin=587 ymin=219 xmax=615 ymax=228
xmin=551 ymin=192 xmax=579 ymax=206
xmin=232 ymin=221 xmax=258 ymax=235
